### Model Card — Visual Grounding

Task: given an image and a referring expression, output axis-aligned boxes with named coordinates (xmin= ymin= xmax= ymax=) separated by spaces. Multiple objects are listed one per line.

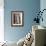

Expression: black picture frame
xmin=11 ymin=11 xmax=24 ymax=27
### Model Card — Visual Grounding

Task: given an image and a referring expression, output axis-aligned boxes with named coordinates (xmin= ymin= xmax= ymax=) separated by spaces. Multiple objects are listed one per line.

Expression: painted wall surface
xmin=4 ymin=0 xmax=40 ymax=42
xmin=0 ymin=0 xmax=4 ymax=42
xmin=40 ymin=0 xmax=46 ymax=27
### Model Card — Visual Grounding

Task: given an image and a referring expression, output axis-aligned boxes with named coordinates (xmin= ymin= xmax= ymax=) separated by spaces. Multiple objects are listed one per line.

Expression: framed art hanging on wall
xmin=11 ymin=11 xmax=24 ymax=27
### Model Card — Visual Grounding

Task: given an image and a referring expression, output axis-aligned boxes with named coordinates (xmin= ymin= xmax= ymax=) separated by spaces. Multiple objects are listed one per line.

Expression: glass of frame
xmin=11 ymin=11 xmax=24 ymax=27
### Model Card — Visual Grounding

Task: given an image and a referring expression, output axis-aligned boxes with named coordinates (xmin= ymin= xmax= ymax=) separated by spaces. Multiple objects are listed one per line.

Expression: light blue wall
xmin=4 ymin=0 xmax=40 ymax=42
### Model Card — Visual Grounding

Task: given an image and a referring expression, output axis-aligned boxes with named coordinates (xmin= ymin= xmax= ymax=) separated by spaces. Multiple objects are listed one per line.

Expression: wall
xmin=4 ymin=0 xmax=40 ymax=42
xmin=40 ymin=0 xmax=46 ymax=27
xmin=0 ymin=0 xmax=4 ymax=42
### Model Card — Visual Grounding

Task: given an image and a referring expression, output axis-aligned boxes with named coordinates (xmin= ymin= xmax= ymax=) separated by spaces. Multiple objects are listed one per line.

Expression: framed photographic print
xmin=11 ymin=11 xmax=24 ymax=27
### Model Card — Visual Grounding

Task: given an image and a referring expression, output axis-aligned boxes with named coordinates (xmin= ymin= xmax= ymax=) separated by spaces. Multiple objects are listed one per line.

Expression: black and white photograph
xmin=11 ymin=11 xmax=24 ymax=27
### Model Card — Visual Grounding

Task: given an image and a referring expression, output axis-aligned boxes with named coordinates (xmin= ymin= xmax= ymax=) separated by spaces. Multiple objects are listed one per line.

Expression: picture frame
xmin=11 ymin=11 xmax=24 ymax=27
